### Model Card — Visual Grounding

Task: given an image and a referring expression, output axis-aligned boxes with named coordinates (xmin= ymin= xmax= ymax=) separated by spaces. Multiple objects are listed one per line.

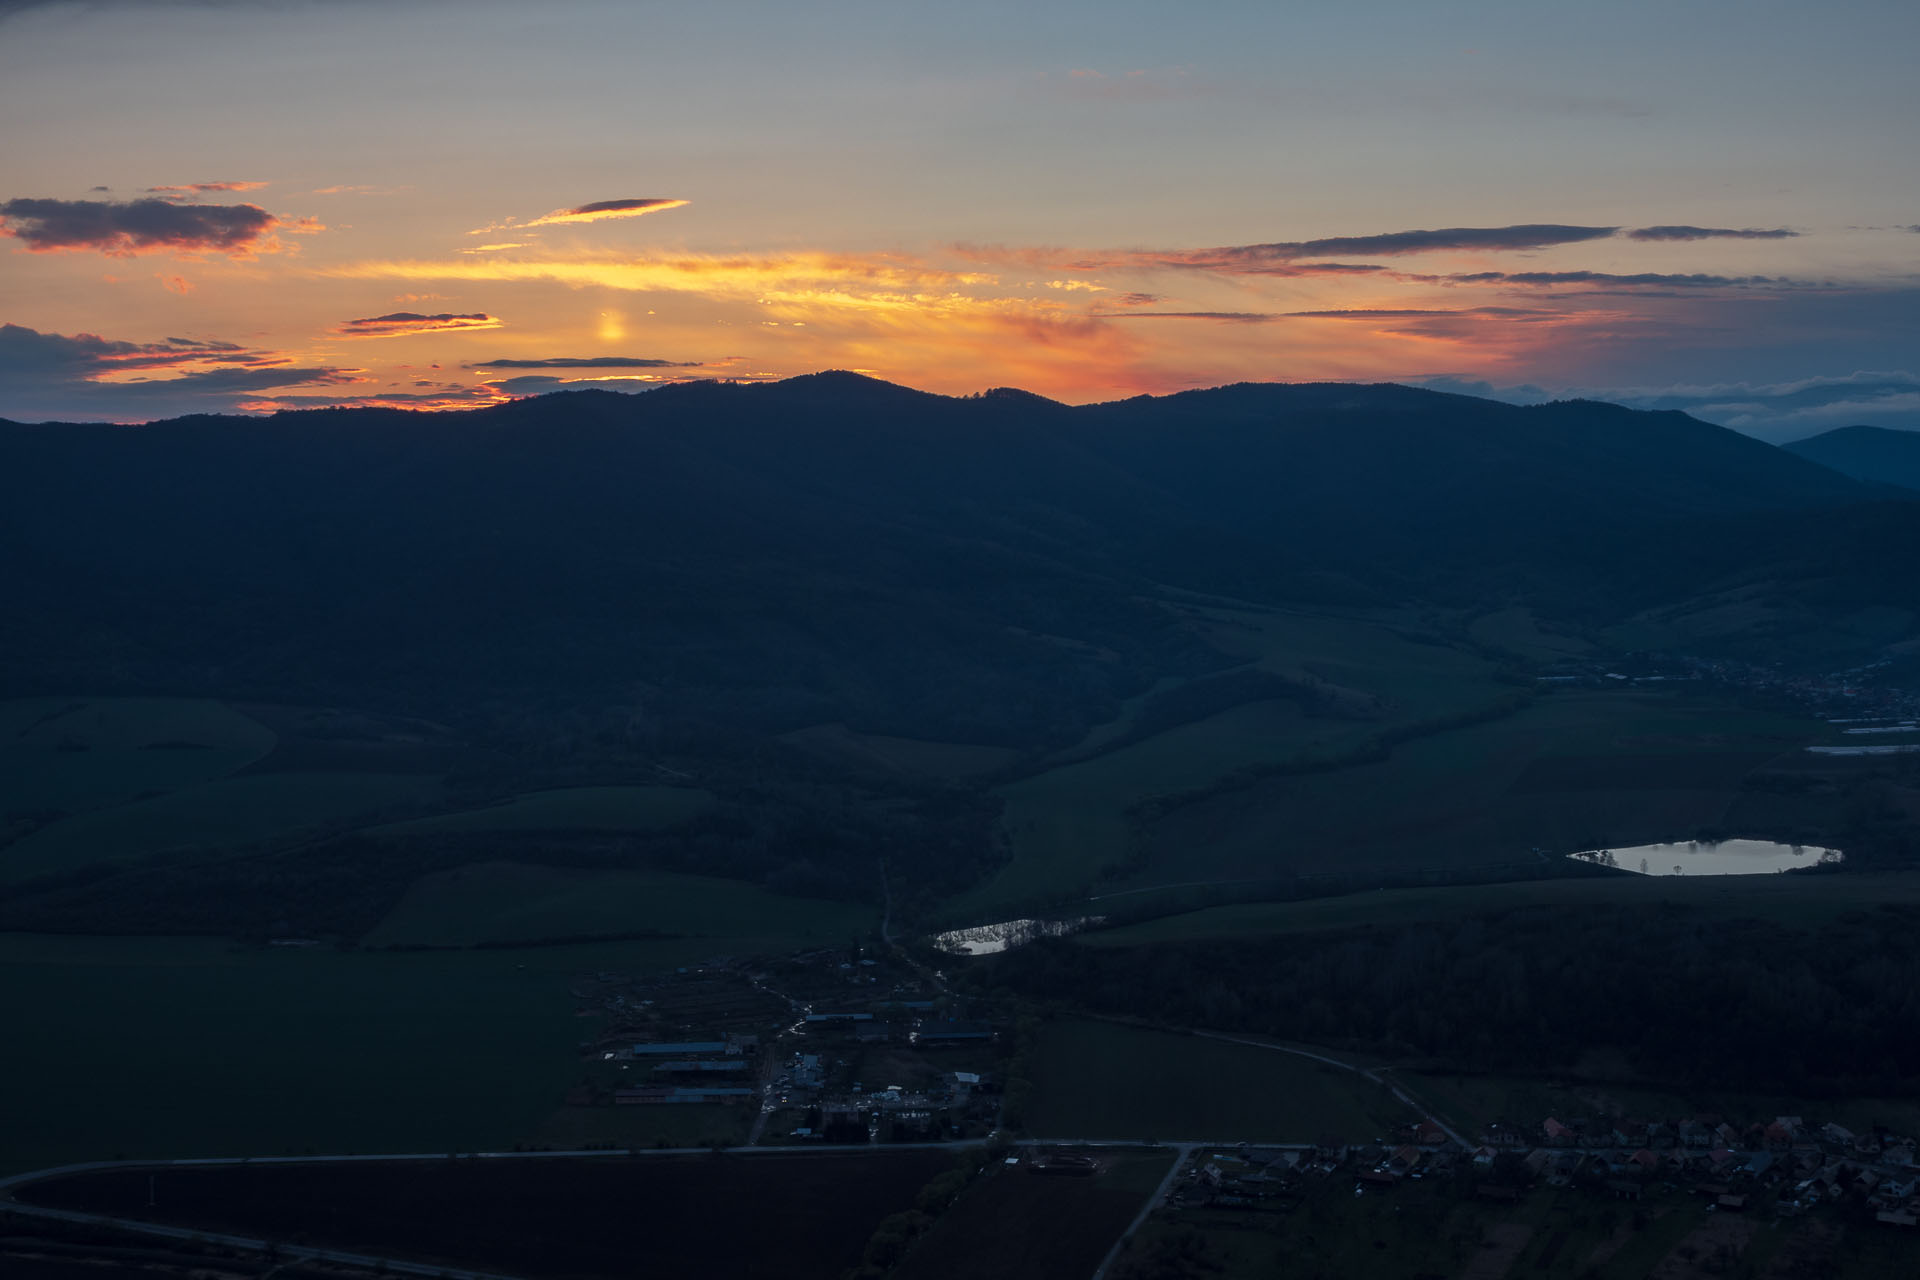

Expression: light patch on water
xmin=1807 ymin=744 xmax=1920 ymax=756
xmin=1569 ymin=839 xmax=1842 ymax=876
xmin=928 ymin=915 xmax=1104 ymax=956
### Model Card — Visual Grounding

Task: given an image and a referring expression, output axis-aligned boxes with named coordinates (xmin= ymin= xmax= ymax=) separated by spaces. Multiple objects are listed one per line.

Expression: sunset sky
xmin=2 ymin=0 xmax=1915 ymax=438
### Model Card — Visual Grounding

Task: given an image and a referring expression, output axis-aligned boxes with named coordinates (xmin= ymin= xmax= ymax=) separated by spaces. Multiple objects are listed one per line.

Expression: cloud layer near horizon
xmin=469 ymin=355 xmax=703 ymax=369
xmin=0 ymin=322 xmax=349 ymax=420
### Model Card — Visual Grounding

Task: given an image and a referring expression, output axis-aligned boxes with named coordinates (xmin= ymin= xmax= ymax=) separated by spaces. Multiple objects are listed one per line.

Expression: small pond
xmin=928 ymin=915 xmax=1104 ymax=956
xmin=1568 ymin=838 xmax=1842 ymax=876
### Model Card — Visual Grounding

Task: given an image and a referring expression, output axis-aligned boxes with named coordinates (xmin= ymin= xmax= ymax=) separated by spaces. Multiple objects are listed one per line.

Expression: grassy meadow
xmin=1125 ymin=1161 xmax=1920 ymax=1280
xmin=1468 ymin=605 xmax=1596 ymax=661
xmin=1026 ymin=1018 xmax=1413 ymax=1142
xmin=0 ymin=697 xmax=277 ymax=828
xmin=1127 ymin=686 xmax=1822 ymax=891
xmin=2 ymin=770 xmax=445 ymax=883
xmin=0 ymin=930 xmax=825 ymax=1176
xmin=778 ymin=722 xmax=1022 ymax=780
xmin=953 ymin=609 xmax=1511 ymax=917
xmin=1080 ymin=870 xmax=1920 ymax=950
xmin=363 ymin=859 xmax=873 ymax=948
xmin=894 ymin=1149 xmax=1174 ymax=1280
xmin=369 ymin=785 xmax=714 ymax=837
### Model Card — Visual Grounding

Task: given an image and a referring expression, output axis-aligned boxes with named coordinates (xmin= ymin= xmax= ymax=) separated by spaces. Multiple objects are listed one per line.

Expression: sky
xmin=1 ymin=0 xmax=1916 ymax=439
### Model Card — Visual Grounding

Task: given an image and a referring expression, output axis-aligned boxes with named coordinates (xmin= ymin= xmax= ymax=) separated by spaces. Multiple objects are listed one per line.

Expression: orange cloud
xmin=523 ymin=197 xmax=689 ymax=228
xmin=468 ymin=198 xmax=691 ymax=236
xmin=324 ymin=251 xmax=993 ymax=299
xmin=331 ymin=311 xmax=503 ymax=339
xmin=147 ymin=181 xmax=270 ymax=196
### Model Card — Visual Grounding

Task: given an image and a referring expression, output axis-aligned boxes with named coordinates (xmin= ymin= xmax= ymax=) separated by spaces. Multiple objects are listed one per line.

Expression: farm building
xmin=913 ymin=1021 xmax=993 ymax=1045
xmin=631 ymin=1041 xmax=730 ymax=1057
xmin=615 ymin=1086 xmax=756 ymax=1105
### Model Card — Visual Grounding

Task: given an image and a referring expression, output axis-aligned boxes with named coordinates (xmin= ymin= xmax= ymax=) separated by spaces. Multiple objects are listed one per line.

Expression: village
xmin=562 ymin=942 xmax=1005 ymax=1146
xmin=1160 ymin=1106 xmax=1920 ymax=1230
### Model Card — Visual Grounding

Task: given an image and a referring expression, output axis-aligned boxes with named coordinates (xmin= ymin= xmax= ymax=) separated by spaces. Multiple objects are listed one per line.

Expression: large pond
xmin=927 ymin=916 xmax=1104 ymax=956
xmin=1568 ymin=839 xmax=1842 ymax=876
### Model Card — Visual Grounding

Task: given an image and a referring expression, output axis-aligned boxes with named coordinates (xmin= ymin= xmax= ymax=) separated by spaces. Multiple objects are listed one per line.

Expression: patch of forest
xmin=984 ymin=898 xmax=1920 ymax=1098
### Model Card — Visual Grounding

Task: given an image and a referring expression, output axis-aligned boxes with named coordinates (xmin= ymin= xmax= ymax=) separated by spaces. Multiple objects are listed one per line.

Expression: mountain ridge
xmin=1 ymin=375 xmax=1913 ymax=750
xmin=1784 ymin=423 xmax=1920 ymax=493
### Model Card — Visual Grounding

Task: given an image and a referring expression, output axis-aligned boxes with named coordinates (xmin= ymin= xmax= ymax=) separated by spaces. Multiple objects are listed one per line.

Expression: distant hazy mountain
xmin=1784 ymin=424 xmax=1920 ymax=492
xmin=1 ymin=374 xmax=1911 ymax=747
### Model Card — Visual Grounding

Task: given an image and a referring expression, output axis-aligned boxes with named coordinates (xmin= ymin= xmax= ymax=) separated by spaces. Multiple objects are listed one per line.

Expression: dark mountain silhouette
xmin=1 ymin=376 xmax=1913 ymax=750
xmin=1784 ymin=424 xmax=1920 ymax=492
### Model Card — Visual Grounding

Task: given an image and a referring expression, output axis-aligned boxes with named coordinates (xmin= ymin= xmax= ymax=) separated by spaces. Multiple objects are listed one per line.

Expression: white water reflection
xmin=1569 ymin=839 xmax=1842 ymax=876
xmin=1808 ymin=744 xmax=1920 ymax=756
xmin=929 ymin=916 xmax=1104 ymax=956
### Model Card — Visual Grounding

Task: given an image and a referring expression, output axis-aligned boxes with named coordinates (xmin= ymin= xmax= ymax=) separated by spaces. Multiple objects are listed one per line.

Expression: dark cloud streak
xmin=469 ymin=355 xmax=700 ymax=369
xmin=332 ymin=312 xmax=500 ymax=338
xmin=1422 ymin=270 xmax=1785 ymax=288
xmin=0 ymin=196 xmax=282 ymax=256
xmin=1253 ymin=223 xmax=1619 ymax=258
xmin=1627 ymin=225 xmax=1798 ymax=241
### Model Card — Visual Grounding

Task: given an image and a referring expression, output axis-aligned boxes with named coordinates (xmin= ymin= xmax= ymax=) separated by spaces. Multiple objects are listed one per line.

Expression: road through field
xmin=1187 ymin=1029 xmax=1469 ymax=1146
xmin=2 ymin=1023 xmax=1455 ymax=1280
xmin=1089 ymin=1142 xmax=1195 ymax=1280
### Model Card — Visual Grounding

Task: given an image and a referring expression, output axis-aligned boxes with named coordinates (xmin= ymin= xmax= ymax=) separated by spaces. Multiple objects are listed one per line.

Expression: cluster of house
xmin=779 ymin=1055 xmax=998 ymax=1143
xmin=1160 ymin=1112 xmax=1920 ymax=1227
xmin=1468 ymin=1113 xmax=1920 ymax=1224
xmin=1168 ymin=1146 xmax=1346 ymax=1211
xmin=566 ymin=941 xmax=1006 ymax=1138
xmin=1605 ymin=652 xmax=1920 ymax=722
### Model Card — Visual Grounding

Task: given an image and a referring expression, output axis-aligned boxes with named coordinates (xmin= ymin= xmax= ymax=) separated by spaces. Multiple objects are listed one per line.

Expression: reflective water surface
xmin=1569 ymin=839 xmax=1842 ymax=876
xmin=928 ymin=915 xmax=1104 ymax=955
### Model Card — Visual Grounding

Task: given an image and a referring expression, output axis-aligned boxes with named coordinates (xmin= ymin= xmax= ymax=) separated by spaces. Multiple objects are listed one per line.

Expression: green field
xmin=1026 ymin=1019 xmax=1412 ymax=1142
xmin=962 ymin=700 xmax=1319 ymax=913
xmin=0 ymin=930 xmax=836 ymax=1176
xmin=1468 ymin=605 xmax=1595 ymax=660
xmin=895 ymin=1150 xmax=1174 ymax=1280
xmin=364 ymin=859 xmax=874 ymax=947
xmin=524 ymin=1102 xmax=753 ymax=1150
xmin=1081 ymin=870 xmax=1920 ymax=949
xmin=1129 ymin=687 xmax=1820 ymax=889
xmin=952 ymin=610 xmax=1508 ymax=916
xmin=1125 ymin=1167 xmax=1920 ymax=1280
xmin=0 ymin=696 xmax=277 ymax=821
xmin=371 ymin=785 xmax=713 ymax=837
xmin=1 ymin=771 xmax=444 ymax=883
xmin=779 ymin=723 xmax=1023 ymax=780
xmin=1126 ymin=1175 xmax=1719 ymax=1280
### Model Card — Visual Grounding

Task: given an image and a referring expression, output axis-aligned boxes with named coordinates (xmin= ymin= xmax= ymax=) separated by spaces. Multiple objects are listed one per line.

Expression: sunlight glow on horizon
xmin=0 ymin=0 xmax=1914 ymax=434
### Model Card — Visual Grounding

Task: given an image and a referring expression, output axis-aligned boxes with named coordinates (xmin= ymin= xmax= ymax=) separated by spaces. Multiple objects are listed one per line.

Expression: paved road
xmin=0 ymin=1141 xmax=1000 ymax=1278
xmin=1088 ymin=1141 xmax=1195 ymax=1280
xmin=0 ymin=1139 xmax=994 ymax=1196
xmin=0 ymin=1023 xmax=1463 ymax=1280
